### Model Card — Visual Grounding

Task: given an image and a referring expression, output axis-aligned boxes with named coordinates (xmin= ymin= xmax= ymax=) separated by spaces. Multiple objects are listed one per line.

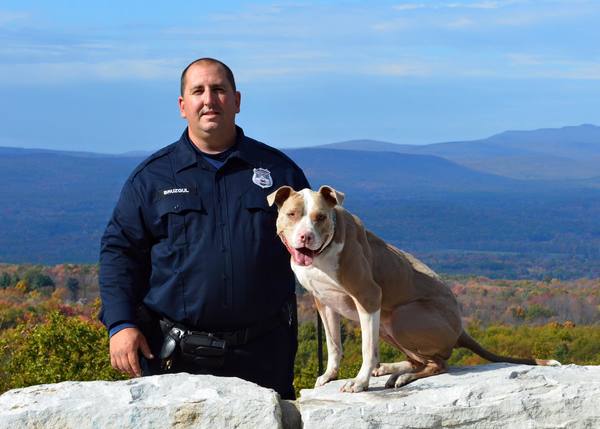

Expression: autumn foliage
xmin=0 ymin=264 xmax=599 ymax=397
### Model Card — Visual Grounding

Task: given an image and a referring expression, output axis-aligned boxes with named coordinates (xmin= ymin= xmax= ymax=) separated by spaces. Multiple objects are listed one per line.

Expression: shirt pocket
xmin=243 ymin=191 xmax=279 ymax=242
xmin=154 ymin=194 xmax=204 ymax=247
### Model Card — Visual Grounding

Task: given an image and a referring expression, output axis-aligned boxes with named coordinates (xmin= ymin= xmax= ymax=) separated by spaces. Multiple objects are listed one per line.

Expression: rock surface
xmin=0 ymin=373 xmax=282 ymax=429
xmin=1 ymin=364 xmax=599 ymax=428
xmin=299 ymin=363 xmax=600 ymax=429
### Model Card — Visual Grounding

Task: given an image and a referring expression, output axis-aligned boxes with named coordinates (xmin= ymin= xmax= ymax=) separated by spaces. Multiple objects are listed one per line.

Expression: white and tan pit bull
xmin=267 ymin=185 xmax=560 ymax=393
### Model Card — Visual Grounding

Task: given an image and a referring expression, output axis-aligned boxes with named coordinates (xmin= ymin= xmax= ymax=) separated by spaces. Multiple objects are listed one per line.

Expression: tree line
xmin=1 ymin=265 xmax=599 ymax=396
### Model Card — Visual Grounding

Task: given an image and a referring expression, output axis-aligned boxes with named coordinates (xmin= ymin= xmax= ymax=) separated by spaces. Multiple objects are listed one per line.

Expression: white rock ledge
xmin=298 ymin=363 xmax=600 ymax=429
xmin=1 ymin=364 xmax=599 ymax=428
xmin=0 ymin=373 xmax=283 ymax=429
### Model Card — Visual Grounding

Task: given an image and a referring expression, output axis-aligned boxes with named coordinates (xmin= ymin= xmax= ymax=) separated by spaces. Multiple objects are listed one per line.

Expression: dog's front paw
xmin=315 ymin=371 xmax=337 ymax=387
xmin=340 ymin=379 xmax=368 ymax=393
xmin=372 ymin=364 xmax=390 ymax=377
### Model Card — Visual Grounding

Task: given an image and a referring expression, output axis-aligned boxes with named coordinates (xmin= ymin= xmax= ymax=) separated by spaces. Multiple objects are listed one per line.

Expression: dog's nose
xmin=300 ymin=231 xmax=314 ymax=246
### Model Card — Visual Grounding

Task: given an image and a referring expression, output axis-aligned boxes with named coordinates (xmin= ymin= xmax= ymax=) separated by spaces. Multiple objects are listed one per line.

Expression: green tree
xmin=0 ymin=272 xmax=11 ymax=289
xmin=525 ymin=304 xmax=555 ymax=321
xmin=20 ymin=268 xmax=55 ymax=295
xmin=66 ymin=277 xmax=80 ymax=301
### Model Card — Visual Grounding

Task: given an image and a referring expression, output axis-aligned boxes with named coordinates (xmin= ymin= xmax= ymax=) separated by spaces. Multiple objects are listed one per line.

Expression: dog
xmin=267 ymin=185 xmax=560 ymax=393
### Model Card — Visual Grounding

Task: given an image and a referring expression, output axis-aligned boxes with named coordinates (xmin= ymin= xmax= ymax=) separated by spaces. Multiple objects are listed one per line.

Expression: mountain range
xmin=1 ymin=124 xmax=599 ymax=278
xmin=317 ymin=124 xmax=600 ymax=180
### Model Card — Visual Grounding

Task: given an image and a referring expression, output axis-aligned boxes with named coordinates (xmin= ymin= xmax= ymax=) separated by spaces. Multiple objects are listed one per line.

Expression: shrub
xmin=0 ymin=272 xmax=11 ymax=289
xmin=0 ymin=311 xmax=125 ymax=393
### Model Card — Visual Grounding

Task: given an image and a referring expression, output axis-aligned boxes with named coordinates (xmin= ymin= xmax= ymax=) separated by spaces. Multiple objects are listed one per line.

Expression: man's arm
xmin=99 ymin=179 xmax=153 ymax=376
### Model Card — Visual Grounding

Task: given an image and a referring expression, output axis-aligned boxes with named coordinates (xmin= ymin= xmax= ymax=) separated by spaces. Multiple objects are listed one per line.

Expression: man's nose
xmin=201 ymin=89 xmax=216 ymax=106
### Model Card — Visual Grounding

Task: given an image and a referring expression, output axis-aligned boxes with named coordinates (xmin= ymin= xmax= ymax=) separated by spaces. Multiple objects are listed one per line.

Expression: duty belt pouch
xmin=179 ymin=332 xmax=227 ymax=369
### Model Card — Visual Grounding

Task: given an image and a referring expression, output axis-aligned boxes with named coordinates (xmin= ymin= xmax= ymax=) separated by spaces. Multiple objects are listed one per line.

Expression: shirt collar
xmin=172 ymin=126 xmax=262 ymax=173
xmin=227 ymin=126 xmax=263 ymax=167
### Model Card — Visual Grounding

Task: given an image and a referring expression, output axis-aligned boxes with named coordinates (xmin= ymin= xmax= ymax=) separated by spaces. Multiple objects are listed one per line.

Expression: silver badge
xmin=252 ymin=168 xmax=273 ymax=189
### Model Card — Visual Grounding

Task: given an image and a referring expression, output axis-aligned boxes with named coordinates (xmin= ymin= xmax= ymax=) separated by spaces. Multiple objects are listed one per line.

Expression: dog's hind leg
xmin=373 ymin=360 xmax=413 ymax=377
xmin=386 ymin=359 xmax=447 ymax=389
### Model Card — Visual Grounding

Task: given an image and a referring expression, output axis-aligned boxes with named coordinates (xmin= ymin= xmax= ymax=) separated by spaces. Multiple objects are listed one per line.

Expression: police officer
xmin=99 ymin=58 xmax=309 ymax=400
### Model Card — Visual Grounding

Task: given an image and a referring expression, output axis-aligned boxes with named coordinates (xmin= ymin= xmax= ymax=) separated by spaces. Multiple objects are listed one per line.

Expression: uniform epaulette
xmin=128 ymin=142 xmax=179 ymax=182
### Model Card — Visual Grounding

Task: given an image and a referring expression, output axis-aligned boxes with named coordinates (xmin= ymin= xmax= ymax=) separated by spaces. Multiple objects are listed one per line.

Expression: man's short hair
xmin=180 ymin=58 xmax=237 ymax=96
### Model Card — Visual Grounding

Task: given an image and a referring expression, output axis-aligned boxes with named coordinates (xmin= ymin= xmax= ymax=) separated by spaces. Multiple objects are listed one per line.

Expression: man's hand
xmin=109 ymin=327 xmax=154 ymax=377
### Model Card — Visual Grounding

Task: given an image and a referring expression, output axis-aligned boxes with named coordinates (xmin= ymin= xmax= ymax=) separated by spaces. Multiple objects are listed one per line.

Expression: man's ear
xmin=267 ymin=186 xmax=296 ymax=208
xmin=235 ymin=91 xmax=241 ymax=113
xmin=178 ymin=96 xmax=186 ymax=118
xmin=318 ymin=185 xmax=345 ymax=207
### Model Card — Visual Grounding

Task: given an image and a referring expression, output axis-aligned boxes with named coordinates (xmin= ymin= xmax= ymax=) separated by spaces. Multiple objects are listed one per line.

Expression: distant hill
xmin=318 ymin=139 xmax=415 ymax=152
xmin=0 ymin=146 xmax=148 ymax=158
xmin=284 ymin=148 xmax=522 ymax=197
xmin=317 ymin=124 xmax=600 ymax=180
xmin=1 ymin=125 xmax=600 ymax=278
xmin=0 ymin=150 xmax=142 ymax=263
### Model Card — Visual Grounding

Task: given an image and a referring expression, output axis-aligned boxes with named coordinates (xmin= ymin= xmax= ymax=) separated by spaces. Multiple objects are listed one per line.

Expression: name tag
xmin=156 ymin=186 xmax=197 ymax=199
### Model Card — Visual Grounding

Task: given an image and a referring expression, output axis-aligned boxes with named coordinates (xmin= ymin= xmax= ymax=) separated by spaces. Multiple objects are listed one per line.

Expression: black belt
xmin=159 ymin=308 xmax=289 ymax=347
xmin=153 ymin=297 xmax=296 ymax=370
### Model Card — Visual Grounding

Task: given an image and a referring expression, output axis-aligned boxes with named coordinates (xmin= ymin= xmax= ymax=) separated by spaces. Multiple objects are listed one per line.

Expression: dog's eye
xmin=315 ymin=214 xmax=326 ymax=222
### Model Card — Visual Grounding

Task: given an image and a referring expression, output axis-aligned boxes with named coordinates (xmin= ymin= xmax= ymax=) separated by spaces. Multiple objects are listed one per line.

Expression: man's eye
xmin=286 ymin=212 xmax=296 ymax=218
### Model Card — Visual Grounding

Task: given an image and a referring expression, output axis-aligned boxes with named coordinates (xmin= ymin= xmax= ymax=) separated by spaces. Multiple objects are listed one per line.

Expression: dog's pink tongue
xmin=291 ymin=247 xmax=314 ymax=266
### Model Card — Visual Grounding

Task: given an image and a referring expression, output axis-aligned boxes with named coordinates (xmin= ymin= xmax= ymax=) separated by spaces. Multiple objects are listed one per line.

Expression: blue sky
xmin=0 ymin=0 xmax=599 ymax=153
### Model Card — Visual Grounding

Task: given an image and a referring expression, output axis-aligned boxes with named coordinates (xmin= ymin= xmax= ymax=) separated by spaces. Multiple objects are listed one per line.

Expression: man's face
xmin=178 ymin=62 xmax=241 ymax=139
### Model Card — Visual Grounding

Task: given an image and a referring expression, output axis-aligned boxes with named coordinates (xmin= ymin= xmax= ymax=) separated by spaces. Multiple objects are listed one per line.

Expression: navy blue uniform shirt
xmin=99 ymin=127 xmax=309 ymax=332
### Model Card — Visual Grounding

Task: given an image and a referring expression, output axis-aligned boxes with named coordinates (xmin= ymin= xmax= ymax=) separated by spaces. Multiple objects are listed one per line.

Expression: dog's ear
xmin=267 ymin=186 xmax=296 ymax=209
xmin=318 ymin=185 xmax=345 ymax=207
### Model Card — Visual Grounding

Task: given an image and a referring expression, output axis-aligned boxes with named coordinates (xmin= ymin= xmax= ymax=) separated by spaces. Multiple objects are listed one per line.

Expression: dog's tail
xmin=456 ymin=331 xmax=561 ymax=366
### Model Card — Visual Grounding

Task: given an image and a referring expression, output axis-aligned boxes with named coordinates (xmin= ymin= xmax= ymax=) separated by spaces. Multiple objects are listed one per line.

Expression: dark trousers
xmin=138 ymin=312 xmax=298 ymax=400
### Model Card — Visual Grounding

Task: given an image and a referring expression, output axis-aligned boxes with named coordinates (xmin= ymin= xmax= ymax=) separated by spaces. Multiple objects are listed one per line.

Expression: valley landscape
xmin=1 ymin=124 xmax=599 ymax=395
xmin=1 ymin=124 xmax=599 ymax=278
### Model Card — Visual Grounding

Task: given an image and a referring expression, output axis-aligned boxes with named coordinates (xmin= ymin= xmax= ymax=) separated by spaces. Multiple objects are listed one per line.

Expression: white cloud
xmin=0 ymin=1 xmax=597 ymax=87
xmin=372 ymin=18 xmax=411 ymax=32
xmin=444 ymin=1 xmax=503 ymax=9
xmin=563 ymin=64 xmax=600 ymax=80
xmin=446 ymin=17 xmax=475 ymax=28
xmin=393 ymin=0 xmax=521 ymax=11
xmin=502 ymin=52 xmax=600 ymax=80
xmin=238 ymin=67 xmax=302 ymax=81
xmin=507 ymin=53 xmax=545 ymax=65
xmin=369 ymin=62 xmax=433 ymax=77
xmin=392 ymin=3 xmax=427 ymax=11
xmin=0 ymin=10 xmax=29 ymax=26
xmin=0 ymin=59 xmax=180 ymax=85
